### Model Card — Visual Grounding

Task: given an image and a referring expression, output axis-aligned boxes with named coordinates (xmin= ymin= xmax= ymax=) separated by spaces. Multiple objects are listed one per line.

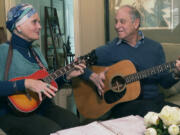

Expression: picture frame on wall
xmin=105 ymin=0 xmax=174 ymax=41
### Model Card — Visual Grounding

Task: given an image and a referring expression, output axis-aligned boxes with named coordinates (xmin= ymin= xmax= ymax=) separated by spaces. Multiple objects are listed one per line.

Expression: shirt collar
xmin=116 ymin=31 xmax=144 ymax=48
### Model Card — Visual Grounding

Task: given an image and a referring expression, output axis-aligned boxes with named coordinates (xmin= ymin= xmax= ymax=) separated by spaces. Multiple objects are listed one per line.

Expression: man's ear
xmin=134 ymin=19 xmax=140 ymax=29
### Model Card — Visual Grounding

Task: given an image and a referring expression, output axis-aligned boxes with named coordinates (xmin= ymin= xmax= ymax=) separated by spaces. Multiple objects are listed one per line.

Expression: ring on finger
xmin=46 ymin=84 xmax=50 ymax=88
xmin=40 ymin=89 xmax=44 ymax=93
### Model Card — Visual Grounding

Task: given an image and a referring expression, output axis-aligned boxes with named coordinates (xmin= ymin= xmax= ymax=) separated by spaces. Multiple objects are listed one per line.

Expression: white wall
xmin=74 ymin=0 xmax=105 ymax=56
xmin=0 ymin=0 xmax=6 ymax=27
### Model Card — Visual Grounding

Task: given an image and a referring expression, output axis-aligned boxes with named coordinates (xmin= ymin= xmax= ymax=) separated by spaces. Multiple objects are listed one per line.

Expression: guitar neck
xmin=42 ymin=62 xmax=78 ymax=83
xmin=125 ymin=61 xmax=176 ymax=84
xmin=42 ymin=50 xmax=96 ymax=83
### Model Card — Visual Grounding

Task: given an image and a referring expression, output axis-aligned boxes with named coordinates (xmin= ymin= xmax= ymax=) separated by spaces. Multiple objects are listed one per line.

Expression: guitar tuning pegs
xmin=77 ymin=49 xmax=97 ymax=66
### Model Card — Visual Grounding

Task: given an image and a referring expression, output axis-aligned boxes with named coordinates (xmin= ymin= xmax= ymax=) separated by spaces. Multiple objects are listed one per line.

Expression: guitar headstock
xmin=78 ymin=50 xmax=97 ymax=66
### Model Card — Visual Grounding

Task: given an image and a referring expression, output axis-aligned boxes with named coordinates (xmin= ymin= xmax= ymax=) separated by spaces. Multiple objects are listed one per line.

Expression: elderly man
xmin=82 ymin=5 xmax=180 ymax=119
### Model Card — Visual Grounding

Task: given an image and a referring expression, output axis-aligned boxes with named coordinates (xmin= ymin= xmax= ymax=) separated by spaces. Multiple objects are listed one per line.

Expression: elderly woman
xmin=0 ymin=3 xmax=86 ymax=135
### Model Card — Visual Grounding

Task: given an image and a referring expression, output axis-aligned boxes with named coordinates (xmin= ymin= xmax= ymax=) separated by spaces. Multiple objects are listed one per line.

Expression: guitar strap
xmin=4 ymin=44 xmax=46 ymax=81
xmin=30 ymin=47 xmax=47 ymax=70
xmin=4 ymin=42 xmax=13 ymax=80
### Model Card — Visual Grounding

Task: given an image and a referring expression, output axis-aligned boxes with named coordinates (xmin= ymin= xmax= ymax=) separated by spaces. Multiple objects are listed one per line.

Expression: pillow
xmin=160 ymin=43 xmax=180 ymax=98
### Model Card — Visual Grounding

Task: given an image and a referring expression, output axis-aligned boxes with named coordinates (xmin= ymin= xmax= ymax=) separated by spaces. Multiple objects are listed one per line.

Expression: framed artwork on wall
xmin=105 ymin=0 xmax=175 ymax=41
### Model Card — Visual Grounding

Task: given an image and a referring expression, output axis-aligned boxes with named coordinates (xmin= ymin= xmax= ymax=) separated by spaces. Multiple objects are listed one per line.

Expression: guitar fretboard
xmin=125 ymin=61 xmax=176 ymax=84
xmin=42 ymin=51 xmax=96 ymax=84
xmin=43 ymin=62 xmax=77 ymax=83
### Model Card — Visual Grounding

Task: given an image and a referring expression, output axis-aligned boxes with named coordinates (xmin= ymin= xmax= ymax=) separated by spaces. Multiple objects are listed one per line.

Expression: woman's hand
xmin=24 ymin=79 xmax=58 ymax=101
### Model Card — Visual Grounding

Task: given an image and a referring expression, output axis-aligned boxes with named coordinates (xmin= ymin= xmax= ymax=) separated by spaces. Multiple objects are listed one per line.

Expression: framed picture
xmin=105 ymin=0 xmax=174 ymax=41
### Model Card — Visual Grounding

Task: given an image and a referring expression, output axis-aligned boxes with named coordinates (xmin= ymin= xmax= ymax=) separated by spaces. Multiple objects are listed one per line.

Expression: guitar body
xmin=73 ymin=60 xmax=141 ymax=119
xmin=5 ymin=50 xmax=96 ymax=114
xmin=8 ymin=69 xmax=58 ymax=113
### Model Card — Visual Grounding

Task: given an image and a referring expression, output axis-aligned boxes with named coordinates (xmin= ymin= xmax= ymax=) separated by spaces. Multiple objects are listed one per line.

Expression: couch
xmin=160 ymin=43 xmax=180 ymax=105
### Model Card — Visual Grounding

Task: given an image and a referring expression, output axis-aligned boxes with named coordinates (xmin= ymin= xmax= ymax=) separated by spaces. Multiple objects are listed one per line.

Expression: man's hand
xmin=175 ymin=57 xmax=180 ymax=71
xmin=89 ymin=68 xmax=108 ymax=96
xmin=174 ymin=56 xmax=180 ymax=79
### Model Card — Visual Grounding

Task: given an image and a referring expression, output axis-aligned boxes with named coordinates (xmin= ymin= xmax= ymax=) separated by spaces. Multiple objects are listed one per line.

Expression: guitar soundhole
xmin=104 ymin=89 xmax=126 ymax=104
xmin=104 ymin=75 xmax=126 ymax=104
xmin=110 ymin=75 xmax=126 ymax=93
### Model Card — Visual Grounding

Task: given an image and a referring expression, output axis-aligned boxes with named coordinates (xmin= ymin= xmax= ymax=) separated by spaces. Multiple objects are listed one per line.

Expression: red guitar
xmin=8 ymin=51 xmax=96 ymax=114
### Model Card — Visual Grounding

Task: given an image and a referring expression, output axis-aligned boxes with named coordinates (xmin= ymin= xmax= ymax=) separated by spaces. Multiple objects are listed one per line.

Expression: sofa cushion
xmin=160 ymin=43 xmax=180 ymax=101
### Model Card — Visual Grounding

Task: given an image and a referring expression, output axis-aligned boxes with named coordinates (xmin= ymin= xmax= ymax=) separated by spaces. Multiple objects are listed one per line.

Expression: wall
xmin=1 ymin=0 xmax=16 ymax=39
xmin=74 ymin=0 xmax=105 ymax=56
xmin=0 ymin=0 xmax=6 ymax=28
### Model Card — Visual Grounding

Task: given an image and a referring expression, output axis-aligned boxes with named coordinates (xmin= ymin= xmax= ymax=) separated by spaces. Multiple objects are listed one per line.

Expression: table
xmin=50 ymin=115 xmax=146 ymax=135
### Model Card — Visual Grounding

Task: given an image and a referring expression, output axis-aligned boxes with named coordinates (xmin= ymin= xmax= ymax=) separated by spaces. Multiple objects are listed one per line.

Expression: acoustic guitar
xmin=8 ymin=51 xmax=96 ymax=114
xmin=73 ymin=60 xmax=176 ymax=119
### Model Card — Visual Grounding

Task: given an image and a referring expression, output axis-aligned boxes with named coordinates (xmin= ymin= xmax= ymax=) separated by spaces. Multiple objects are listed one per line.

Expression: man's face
xmin=114 ymin=7 xmax=139 ymax=41
xmin=16 ymin=13 xmax=41 ymax=41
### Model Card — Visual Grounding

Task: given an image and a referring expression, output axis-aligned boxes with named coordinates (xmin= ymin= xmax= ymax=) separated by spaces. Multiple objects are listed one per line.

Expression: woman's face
xmin=16 ymin=13 xmax=41 ymax=41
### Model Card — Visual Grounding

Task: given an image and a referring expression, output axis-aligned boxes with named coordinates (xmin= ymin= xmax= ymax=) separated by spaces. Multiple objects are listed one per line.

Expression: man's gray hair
xmin=120 ymin=5 xmax=141 ymax=27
